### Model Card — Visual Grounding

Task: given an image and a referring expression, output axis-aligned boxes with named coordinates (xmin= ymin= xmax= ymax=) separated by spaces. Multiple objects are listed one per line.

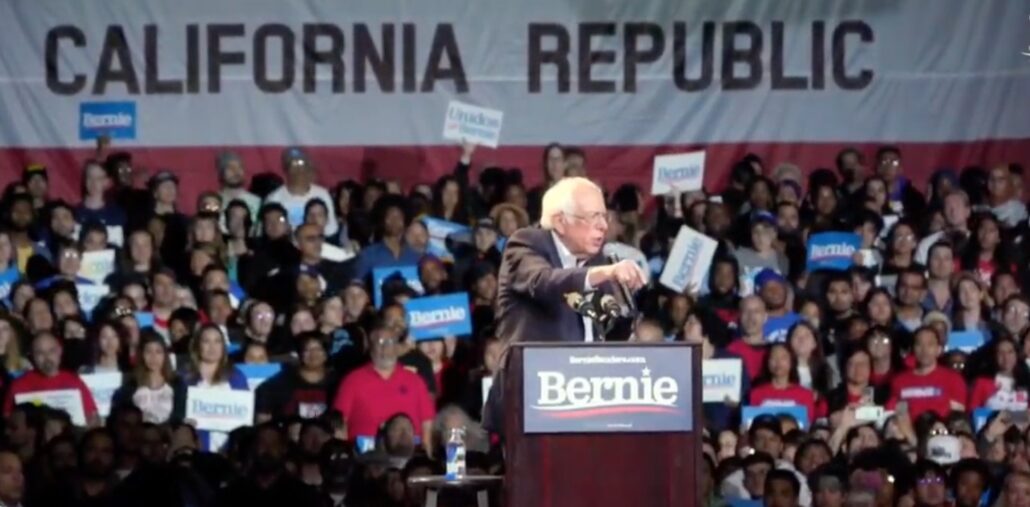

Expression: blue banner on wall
xmin=806 ymin=232 xmax=861 ymax=271
xmin=522 ymin=346 xmax=694 ymax=433
xmin=404 ymin=292 xmax=472 ymax=341
xmin=372 ymin=266 xmax=424 ymax=308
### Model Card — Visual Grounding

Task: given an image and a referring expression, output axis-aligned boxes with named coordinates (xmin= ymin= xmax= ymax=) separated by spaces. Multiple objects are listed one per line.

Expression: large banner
xmin=0 ymin=0 xmax=1027 ymax=201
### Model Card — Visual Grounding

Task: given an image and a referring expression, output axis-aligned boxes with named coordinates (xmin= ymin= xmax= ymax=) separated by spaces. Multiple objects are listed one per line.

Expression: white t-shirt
xmin=264 ymin=184 xmax=339 ymax=235
xmin=133 ymin=384 xmax=175 ymax=424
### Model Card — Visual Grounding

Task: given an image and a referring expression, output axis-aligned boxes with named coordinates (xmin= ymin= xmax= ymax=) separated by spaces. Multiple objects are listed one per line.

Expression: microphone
xmin=606 ymin=254 xmax=639 ymax=316
xmin=598 ymin=294 xmax=623 ymax=319
xmin=564 ymin=292 xmax=601 ymax=321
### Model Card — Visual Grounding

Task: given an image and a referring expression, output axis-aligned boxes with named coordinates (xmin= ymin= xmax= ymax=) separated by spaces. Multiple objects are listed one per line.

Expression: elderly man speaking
xmin=484 ymin=177 xmax=647 ymax=430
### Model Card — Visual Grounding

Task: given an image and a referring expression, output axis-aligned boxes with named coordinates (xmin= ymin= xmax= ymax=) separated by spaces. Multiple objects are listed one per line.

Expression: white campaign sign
xmin=659 ymin=225 xmax=718 ymax=293
xmin=16 ymin=389 xmax=87 ymax=426
xmin=77 ymin=283 xmax=110 ymax=315
xmin=481 ymin=376 xmax=494 ymax=410
xmin=321 ymin=243 xmax=355 ymax=263
xmin=442 ymin=101 xmax=504 ymax=148
xmin=702 ymin=358 xmax=743 ymax=403
xmin=78 ymin=249 xmax=116 ymax=283
xmin=652 ymin=151 xmax=706 ymax=195
xmin=186 ymin=387 xmax=255 ymax=433
xmin=81 ymin=371 xmax=123 ymax=418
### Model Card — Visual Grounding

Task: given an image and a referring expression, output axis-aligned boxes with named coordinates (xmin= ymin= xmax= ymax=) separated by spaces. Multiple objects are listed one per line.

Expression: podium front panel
xmin=504 ymin=342 xmax=702 ymax=507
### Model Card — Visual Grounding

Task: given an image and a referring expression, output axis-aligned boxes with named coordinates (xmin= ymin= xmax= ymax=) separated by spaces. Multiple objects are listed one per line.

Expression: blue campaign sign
xmin=523 ymin=346 xmax=694 ymax=433
xmin=79 ymin=101 xmax=137 ymax=140
xmin=372 ymin=266 xmax=424 ymax=308
xmin=405 ymin=293 xmax=472 ymax=341
xmin=763 ymin=313 xmax=800 ymax=343
xmin=948 ymin=331 xmax=985 ymax=353
xmin=973 ymin=408 xmax=996 ymax=432
xmin=742 ymin=405 xmax=809 ymax=430
xmin=421 ymin=217 xmax=471 ymax=257
xmin=806 ymin=232 xmax=861 ymax=271
xmin=238 ymin=363 xmax=283 ymax=390
xmin=0 ymin=266 xmax=20 ymax=302
xmin=135 ymin=312 xmax=155 ymax=329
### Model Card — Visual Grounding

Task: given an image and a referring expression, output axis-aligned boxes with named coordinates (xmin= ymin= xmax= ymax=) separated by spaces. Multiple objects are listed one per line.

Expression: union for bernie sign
xmin=442 ymin=100 xmax=504 ymax=148
xmin=651 ymin=150 xmax=705 ymax=195
xmin=805 ymin=232 xmax=861 ymax=271
xmin=522 ymin=346 xmax=694 ymax=434
xmin=404 ymin=292 xmax=472 ymax=341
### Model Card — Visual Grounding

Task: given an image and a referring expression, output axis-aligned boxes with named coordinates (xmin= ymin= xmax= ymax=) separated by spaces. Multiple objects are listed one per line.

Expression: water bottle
xmin=445 ymin=426 xmax=467 ymax=480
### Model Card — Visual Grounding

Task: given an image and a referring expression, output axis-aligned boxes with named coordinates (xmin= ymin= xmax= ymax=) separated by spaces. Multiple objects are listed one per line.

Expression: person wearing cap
xmin=263 ymin=147 xmax=338 ymax=236
xmin=757 ymin=268 xmax=801 ymax=343
xmin=216 ymin=151 xmax=261 ymax=223
xmin=734 ymin=211 xmax=789 ymax=294
xmin=452 ymin=218 xmax=501 ymax=285
xmin=22 ymin=164 xmax=50 ymax=210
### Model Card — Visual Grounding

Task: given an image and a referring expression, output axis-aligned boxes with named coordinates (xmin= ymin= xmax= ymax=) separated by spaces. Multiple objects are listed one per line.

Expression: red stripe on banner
xmin=0 ymin=139 xmax=1027 ymax=209
xmin=542 ymin=405 xmax=680 ymax=418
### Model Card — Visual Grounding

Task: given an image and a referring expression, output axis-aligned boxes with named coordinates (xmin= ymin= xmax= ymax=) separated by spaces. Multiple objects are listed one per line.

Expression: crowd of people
xmin=0 ymin=137 xmax=1028 ymax=507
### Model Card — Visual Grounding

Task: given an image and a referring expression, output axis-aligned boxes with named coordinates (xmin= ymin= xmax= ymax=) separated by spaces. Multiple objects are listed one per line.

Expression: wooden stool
xmin=408 ymin=475 xmax=503 ymax=507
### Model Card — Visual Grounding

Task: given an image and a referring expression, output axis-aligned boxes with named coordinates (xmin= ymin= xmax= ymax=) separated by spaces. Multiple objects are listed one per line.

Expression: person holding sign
xmin=332 ymin=320 xmax=435 ymax=456
xmin=3 ymin=332 xmax=99 ymax=427
xmin=351 ymin=196 xmax=422 ymax=283
xmin=34 ymin=242 xmax=95 ymax=291
xmin=887 ymin=326 xmax=967 ymax=419
xmin=749 ymin=343 xmax=820 ymax=424
xmin=75 ymin=160 xmax=127 ymax=228
xmin=184 ymin=325 xmax=248 ymax=451
xmin=967 ymin=336 xmax=1030 ymax=411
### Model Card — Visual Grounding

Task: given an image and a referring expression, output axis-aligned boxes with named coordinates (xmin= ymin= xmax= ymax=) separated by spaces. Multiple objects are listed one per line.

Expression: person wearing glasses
xmin=875 ymin=145 xmax=925 ymax=218
xmin=332 ymin=318 xmax=435 ymax=457
xmin=33 ymin=241 xmax=96 ymax=291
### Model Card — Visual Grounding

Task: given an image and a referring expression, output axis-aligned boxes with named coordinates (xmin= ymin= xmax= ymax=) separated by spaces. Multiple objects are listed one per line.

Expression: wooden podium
xmin=503 ymin=342 xmax=702 ymax=507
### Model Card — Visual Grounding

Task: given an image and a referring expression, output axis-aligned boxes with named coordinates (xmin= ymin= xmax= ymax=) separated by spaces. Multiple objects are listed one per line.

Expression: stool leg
xmin=426 ymin=489 xmax=438 ymax=507
xmin=477 ymin=489 xmax=489 ymax=507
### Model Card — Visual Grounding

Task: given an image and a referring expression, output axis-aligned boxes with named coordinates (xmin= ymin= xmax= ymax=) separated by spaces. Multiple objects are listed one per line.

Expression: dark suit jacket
xmin=496 ymin=227 xmax=612 ymax=346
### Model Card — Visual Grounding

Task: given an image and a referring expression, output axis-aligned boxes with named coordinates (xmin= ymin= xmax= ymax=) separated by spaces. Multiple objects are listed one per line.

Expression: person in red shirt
xmin=749 ymin=343 xmax=819 ymax=424
xmin=968 ymin=335 xmax=1030 ymax=410
xmin=863 ymin=326 xmax=900 ymax=388
xmin=333 ymin=320 xmax=435 ymax=455
xmin=727 ymin=296 xmax=768 ymax=381
xmin=3 ymin=332 xmax=100 ymax=426
xmin=887 ymin=326 xmax=967 ymax=419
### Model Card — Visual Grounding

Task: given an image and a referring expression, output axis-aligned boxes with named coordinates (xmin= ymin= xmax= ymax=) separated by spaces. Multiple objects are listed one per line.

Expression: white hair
xmin=539 ymin=177 xmax=602 ymax=230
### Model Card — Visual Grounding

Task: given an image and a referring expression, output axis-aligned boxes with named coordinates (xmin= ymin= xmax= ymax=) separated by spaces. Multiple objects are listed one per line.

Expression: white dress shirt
xmin=551 ymin=232 xmax=594 ymax=342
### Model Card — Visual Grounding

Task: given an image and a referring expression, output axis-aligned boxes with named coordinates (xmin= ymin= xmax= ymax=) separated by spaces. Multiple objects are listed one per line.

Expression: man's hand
xmin=589 ymin=260 xmax=647 ymax=291
xmin=460 ymin=140 xmax=476 ymax=165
